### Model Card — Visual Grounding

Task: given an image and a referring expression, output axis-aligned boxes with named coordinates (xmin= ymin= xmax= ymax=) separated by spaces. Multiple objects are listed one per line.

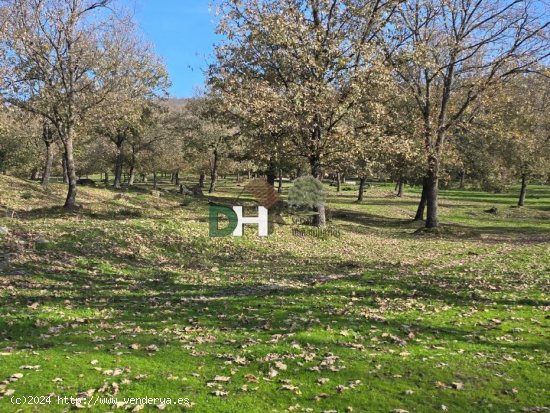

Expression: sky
xmin=124 ymin=1 xmax=220 ymax=98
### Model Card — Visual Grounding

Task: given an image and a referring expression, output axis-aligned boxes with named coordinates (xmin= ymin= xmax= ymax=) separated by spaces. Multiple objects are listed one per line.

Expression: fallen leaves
xmin=451 ymin=382 xmax=464 ymax=390
xmin=213 ymin=375 xmax=231 ymax=383
xmin=19 ymin=365 xmax=40 ymax=370
xmin=280 ymin=383 xmax=301 ymax=395
xmin=0 ymin=176 xmax=548 ymax=413
xmin=210 ymin=390 xmax=229 ymax=397
xmin=9 ymin=373 xmax=23 ymax=381
xmin=245 ymin=374 xmax=258 ymax=383
xmin=274 ymin=361 xmax=287 ymax=371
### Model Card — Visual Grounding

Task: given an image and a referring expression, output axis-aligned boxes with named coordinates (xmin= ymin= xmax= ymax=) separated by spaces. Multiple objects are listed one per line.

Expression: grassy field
xmin=0 ymin=175 xmax=549 ymax=412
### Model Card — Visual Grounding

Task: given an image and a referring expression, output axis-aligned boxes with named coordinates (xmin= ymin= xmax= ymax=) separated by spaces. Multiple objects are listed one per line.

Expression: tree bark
xmin=336 ymin=172 xmax=341 ymax=192
xmin=518 ymin=174 xmax=527 ymax=207
xmin=357 ymin=177 xmax=366 ymax=202
xmin=63 ymin=136 xmax=78 ymax=208
xmin=309 ymin=154 xmax=326 ymax=227
xmin=266 ymin=162 xmax=277 ymax=186
xmin=127 ymin=148 xmax=137 ymax=186
xmin=459 ymin=169 xmax=465 ymax=189
xmin=396 ymin=179 xmax=404 ymax=197
xmin=199 ymin=173 xmax=205 ymax=188
xmin=209 ymin=149 xmax=218 ymax=193
xmin=316 ymin=204 xmax=327 ymax=226
xmin=175 ymin=170 xmax=180 ymax=186
xmin=128 ymin=167 xmax=136 ymax=186
xmin=414 ymin=177 xmax=428 ymax=221
xmin=113 ymin=137 xmax=124 ymax=189
xmin=30 ymin=168 xmax=39 ymax=180
xmin=153 ymin=172 xmax=157 ymax=189
xmin=425 ymin=167 xmax=439 ymax=228
xmin=41 ymin=123 xmax=55 ymax=190
xmin=41 ymin=141 xmax=54 ymax=189
xmin=277 ymin=168 xmax=283 ymax=193
xmin=62 ymin=153 xmax=69 ymax=184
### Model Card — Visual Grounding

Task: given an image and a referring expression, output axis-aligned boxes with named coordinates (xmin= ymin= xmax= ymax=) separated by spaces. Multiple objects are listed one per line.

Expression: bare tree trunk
xmin=30 ymin=168 xmax=39 ymax=180
xmin=518 ymin=174 xmax=527 ymax=207
xmin=209 ymin=149 xmax=218 ymax=193
xmin=113 ymin=139 xmax=124 ymax=189
xmin=41 ymin=122 xmax=55 ymax=190
xmin=267 ymin=162 xmax=276 ymax=186
xmin=396 ymin=179 xmax=404 ymax=197
xmin=41 ymin=141 xmax=54 ymax=189
xmin=127 ymin=148 xmax=137 ymax=187
xmin=425 ymin=167 xmax=439 ymax=228
xmin=316 ymin=204 xmax=326 ymax=226
xmin=128 ymin=167 xmax=136 ymax=186
xmin=277 ymin=168 xmax=283 ymax=193
xmin=336 ymin=172 xmax=341 ymax=192
xmin=199 ymin=173 xmax=205 ymax=188
xmin=357 ymin=177 xmax=366 ymax=202
xmin=175 ymin=170 xmax=180 ymax=186
xmin=459 ymin=169 xmax=465 ymax=189
xmin=63 ymin=136 xmax=78 ymax=208
xmin=153 ymin=172 xmax=157 ymax=189
xmin=414 ymin=177 xmax=428 ymax=221
xmin=309 ymin=154 xmax=326 ymax=227
xmin=62 ymin=154 xmax=68 ymax=184
xmin=103 ymin=171 xmax=109 ymax=184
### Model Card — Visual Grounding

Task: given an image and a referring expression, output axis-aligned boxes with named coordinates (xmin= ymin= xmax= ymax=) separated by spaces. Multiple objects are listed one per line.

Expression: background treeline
xmin=1 ymin=0 xmax=549 ymax=228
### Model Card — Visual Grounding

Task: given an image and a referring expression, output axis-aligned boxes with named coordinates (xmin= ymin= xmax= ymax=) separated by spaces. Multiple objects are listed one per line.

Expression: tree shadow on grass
xmin=331 ymin=208 xmax=550 ymax=243
xmin=15 ymin=205 xmax=147 ymax=221
xmin=1 ymin=248 xmax=547 ymax=356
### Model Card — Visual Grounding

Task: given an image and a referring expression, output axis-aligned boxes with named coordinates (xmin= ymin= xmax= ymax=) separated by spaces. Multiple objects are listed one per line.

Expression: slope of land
xmin=1 ymin=175 xmax=549 ymax=412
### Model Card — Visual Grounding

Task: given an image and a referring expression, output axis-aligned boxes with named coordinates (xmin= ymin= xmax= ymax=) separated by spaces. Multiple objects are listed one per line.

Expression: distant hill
xmin=164 ymin=97 xmax=192 ymax=110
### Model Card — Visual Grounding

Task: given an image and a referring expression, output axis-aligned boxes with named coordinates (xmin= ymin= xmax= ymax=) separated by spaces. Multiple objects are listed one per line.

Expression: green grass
xmin=0 ymin=175 xmax=549 ymax=412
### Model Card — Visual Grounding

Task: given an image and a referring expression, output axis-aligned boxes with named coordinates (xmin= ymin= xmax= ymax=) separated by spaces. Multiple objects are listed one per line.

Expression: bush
xmin=288 ymin=176 xmax=325 ymax=209
xmin=481 ymin=180 xmax=507 ymax=193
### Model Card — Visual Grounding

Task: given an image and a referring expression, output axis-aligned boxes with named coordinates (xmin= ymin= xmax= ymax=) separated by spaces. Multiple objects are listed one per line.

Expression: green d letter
xmin=209 ymin=206 xmax=238 ymax=237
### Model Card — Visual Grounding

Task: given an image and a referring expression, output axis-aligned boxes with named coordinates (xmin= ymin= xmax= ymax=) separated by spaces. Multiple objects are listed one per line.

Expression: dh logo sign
xmin=209 ymin=205 xmax=269 ymax=237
